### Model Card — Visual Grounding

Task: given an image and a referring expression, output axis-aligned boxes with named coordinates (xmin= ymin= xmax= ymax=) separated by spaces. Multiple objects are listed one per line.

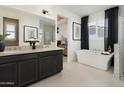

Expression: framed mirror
xmin=3 ymin=17 xmax=19 ymax=46
xmin=39 ymin=18 xmax=55 ymax=45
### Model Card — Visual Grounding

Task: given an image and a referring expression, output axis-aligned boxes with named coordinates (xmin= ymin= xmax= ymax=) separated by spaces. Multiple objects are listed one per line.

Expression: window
xmin=3 ymin=17 xmax=19 ymax=46
xmin=6 ymin=24 xmax=16 ymax=40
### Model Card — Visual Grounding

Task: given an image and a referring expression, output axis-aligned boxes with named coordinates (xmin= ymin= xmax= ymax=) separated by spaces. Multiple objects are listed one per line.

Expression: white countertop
xmin=0 ymin=47 xmax=64 ymax=57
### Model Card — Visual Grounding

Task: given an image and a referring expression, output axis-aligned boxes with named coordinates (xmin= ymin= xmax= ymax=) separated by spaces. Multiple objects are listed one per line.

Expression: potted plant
xmin=0 ymin=34 xmax=9 ymax=52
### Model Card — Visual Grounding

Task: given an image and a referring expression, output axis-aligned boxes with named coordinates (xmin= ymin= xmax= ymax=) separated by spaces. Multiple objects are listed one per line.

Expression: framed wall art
xmin=72 ymin=22 xmax=81 ymax=40
xmin=24 ymin=25 xmax=38 ymax=42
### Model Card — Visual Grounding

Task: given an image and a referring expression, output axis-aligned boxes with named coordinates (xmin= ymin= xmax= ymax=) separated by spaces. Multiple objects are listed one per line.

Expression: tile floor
xmin=63 ymin=56 xmax=67 ymax=62
xmin=30 ymin=62 xmax=124 ymax=87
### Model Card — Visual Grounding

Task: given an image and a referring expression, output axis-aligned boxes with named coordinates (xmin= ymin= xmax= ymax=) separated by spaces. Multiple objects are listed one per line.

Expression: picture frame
xmin=97 ymin=26 xmax=104 ymax=38
xmin=89 ymin=25 xmax=96 ymax=35
xmin=72 ymin=22 xmax=81 ymax=40
xmin=24 ymin=25 xmax=38 ymax=42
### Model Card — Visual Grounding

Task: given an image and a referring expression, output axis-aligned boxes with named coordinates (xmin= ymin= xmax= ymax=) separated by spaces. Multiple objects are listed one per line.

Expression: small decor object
xmin=0 ymin=41 xmax=5 ymax=52
xmin=108 ymin=45 xmax=112 ymax=53
xmin=73 ymin=22 xmax=81 ymax=40
xmin=26 ymin=40 xmax=39 ymax=49
xmin=24 ymin=25 xmax=38 ymax=42
xmin=57 ymin=27 xmax=59 ymax=34
xmin=101 ymin=51 xmax=110 ymax=55
xmin=0 ymin=34 xmax=9 ymax=52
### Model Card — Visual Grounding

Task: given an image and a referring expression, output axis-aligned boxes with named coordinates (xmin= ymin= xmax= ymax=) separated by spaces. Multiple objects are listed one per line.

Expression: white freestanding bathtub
xmin=76 ymin=49 xmax=114 ymax=70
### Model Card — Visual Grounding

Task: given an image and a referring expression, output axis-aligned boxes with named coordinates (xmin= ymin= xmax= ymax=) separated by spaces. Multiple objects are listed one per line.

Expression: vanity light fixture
xmin=42 ymin=9 xmax=48 ymax=14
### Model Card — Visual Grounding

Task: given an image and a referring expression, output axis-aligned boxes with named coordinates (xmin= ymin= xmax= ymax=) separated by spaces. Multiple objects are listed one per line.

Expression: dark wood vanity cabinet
xmin=39 ymin=56 xmax=53 ymax=79
xmin=18 ymin=58 xmax=38 ymax=86
xmin=52 ymin=55 xmax=63 ymax=73
xmin=0 ymin=50 xmax=63 ymax=87
xmin=39 ymin=51 xmax=63 ymax=79
xmin=0 ymin=63 xmax=18 ymax=87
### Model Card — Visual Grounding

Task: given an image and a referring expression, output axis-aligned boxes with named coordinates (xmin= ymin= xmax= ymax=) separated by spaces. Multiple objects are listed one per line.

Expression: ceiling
xmin=7 ymin=5 xmax=116 ymax=17
xmin=55 ymin=5 xmax=115 ymax=17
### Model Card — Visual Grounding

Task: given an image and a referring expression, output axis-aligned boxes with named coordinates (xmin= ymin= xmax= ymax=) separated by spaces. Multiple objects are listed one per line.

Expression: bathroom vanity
xmin=0 ymin=48 xmax=63 ymax=87
xmin=0 ymin=6 xmax=62 ymax=87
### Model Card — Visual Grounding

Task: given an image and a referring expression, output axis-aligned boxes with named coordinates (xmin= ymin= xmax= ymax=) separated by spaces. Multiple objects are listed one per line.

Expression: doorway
xmin=57 ymin=15 xmax=68 ymax=62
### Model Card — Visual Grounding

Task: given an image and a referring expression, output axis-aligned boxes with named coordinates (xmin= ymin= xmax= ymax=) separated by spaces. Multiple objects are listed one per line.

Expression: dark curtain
xmin=81 ymin=16 xmax=89 ymax=49
xmin=104 ymin=7 xmax=119 ymax=52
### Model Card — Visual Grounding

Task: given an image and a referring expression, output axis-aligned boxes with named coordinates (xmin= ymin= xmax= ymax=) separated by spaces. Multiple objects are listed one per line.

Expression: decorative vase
xmin=0 ymin=41 xmax=5 ymax=52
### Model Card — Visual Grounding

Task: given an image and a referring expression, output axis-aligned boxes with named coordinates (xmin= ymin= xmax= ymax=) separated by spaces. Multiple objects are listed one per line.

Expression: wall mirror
xmin=3 ymin=17 xmax=19 ymax=46
xmin=39 ymin=17 xmax=55 ymax=45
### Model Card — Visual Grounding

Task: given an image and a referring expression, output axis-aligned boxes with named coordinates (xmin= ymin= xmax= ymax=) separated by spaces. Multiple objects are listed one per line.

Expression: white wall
xmin=7 ymin=5 xmax=81 ymax=62
xmin=0 ymin=6 xmax=40 ymax=46
xmin=118 ymin=6 xmax=124 ymax=79
xmin=88 ymin=11 xmax=105 ymax=51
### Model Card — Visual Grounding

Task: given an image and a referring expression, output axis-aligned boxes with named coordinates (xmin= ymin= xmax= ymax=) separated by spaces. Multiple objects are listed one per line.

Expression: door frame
xmin=57 ymin=15 xmax=69 ymax=62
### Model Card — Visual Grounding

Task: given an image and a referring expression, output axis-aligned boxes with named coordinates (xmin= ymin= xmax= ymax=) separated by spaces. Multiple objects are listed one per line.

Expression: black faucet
xmin=26 ymin=40 xmax=39 ymax=49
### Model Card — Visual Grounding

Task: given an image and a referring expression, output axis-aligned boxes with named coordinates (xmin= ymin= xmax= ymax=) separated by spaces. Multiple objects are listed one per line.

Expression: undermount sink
xmin=3 ymin=51 xmax=20 ymax=54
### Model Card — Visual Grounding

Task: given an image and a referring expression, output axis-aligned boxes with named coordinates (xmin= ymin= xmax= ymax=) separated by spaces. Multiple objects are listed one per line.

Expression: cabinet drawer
xmin=0 ymin=53 xmax=37 ymax=64
xmin=39 ymin=50 xmax=62 ymax=57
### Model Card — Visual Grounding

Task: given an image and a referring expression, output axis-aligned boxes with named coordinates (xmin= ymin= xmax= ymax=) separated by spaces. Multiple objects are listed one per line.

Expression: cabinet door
xmin=0 ymin=63 xmax=17 ymax=87
xmin=39 ymin=56 xmax=53 ymax=79
xmin=18 ymin=59 xmax=38 ymax=86
xmin=52 ymin=55 xmax=63 ymax=73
